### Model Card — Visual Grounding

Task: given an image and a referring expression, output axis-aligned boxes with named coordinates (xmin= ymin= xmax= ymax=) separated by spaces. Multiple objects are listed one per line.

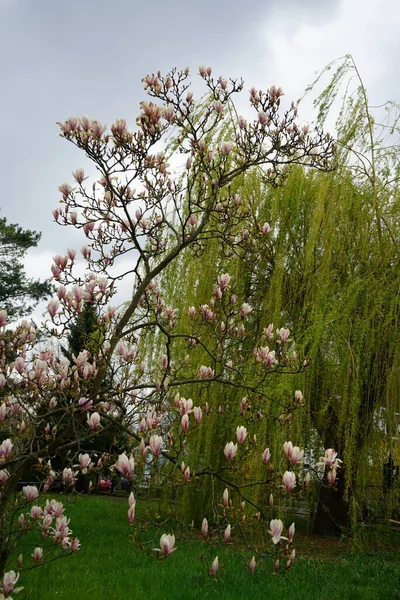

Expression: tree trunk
xmin=312 ymin=467 xmax=350 ymax=535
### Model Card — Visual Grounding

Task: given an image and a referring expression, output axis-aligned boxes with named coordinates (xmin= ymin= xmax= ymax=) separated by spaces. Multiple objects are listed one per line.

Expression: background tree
xmin=162 ymin=57 xmax=400 ymax=534
xmin=0 ymin=217 xmax=53 ymax=320
xmin=254 ymin=55 xmax=400 ymax=534
xmin=61 ymin=302 xmax=100 ymax=363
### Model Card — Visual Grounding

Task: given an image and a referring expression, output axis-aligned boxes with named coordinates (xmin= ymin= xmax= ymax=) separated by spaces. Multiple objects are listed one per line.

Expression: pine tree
xmin=0 ymin=217 xmax=53 ymax=319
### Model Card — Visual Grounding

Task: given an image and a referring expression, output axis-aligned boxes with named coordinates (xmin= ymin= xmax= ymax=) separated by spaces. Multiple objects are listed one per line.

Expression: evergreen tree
xmin=0 ymin=216 xmax=53 ymax=319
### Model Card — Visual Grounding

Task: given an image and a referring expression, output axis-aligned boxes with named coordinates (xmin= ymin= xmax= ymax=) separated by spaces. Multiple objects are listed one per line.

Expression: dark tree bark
xmin=313 ymin=467 xmax=350 ymax=535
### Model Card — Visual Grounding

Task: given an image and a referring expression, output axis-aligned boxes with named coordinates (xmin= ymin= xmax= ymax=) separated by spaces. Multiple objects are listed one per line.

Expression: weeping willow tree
xmin=159 ymin=56 xmax=400 ymax=533
xmin=255 ymin=165 xmax=400 ymax=534
xmin=251 ymin=57 xmax=400 ymax=533
xmin=255 ymin=57 xmax=400 ymax=533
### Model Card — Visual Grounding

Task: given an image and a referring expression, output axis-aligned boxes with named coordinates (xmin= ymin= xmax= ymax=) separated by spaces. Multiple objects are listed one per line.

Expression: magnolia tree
xmin=0 ymin=66 xmax=339 ymax=595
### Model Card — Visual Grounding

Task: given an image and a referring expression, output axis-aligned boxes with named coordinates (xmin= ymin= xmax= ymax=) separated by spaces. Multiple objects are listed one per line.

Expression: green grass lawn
xmin=19 ymin=495 xmax=400 ymax=600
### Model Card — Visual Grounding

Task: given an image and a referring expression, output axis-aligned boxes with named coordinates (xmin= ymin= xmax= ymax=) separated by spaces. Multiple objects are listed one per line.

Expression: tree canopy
xmin=0 ymin=217 xmax=53 ymax=319
xmin=158 ymin=56 xmax=400 ymax=533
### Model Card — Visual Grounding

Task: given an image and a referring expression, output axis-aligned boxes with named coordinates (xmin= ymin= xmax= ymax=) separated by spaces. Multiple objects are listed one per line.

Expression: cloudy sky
xmin=1 ymin=0 xmax=399 ymax=319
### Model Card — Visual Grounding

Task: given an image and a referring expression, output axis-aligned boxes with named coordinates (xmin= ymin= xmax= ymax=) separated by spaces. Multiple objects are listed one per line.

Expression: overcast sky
xmin=1 ymin=0 xmax=399 ymax=319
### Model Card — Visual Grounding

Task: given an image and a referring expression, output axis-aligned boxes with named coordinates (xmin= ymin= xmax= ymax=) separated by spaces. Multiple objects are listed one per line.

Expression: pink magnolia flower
xmin=127 ymin=503 xmax=136 ymax=524
xmin=288 ymin=522 xmax=295 ymax=542
xmin=78 ymin=397 xmax=93 ymax=410
xmin=32 ymin=547 xmax=43 ymax=563
xmin=44 ymin=499 xmax=65 ymax=518
xmin=184 ymin=466 xmax=191 ymax=483
xmin=201 ymin=518 xmax=208 ymax=537
xmin=209 ymin=556 xmax=219 ymax=577
xmin=249 ymin=556 xmax=256 ymax=575
xmin=266 ymin=350 xmax=277 ymax=367
xmin=222 ymin=488 xmax=229 ymax=507
xmin=200 ymin=65 xmax=212 ymax=77
xmin=87 ymin=412 xmax=101 ymax=430
xmin=181 ymin=413 xmax=189 ymax=433
xmin=127 ymin=493 xmax=136 ymax=524
xmin=42 ymin=513 xmax=53 ymax=535
xmin=111 ymin=118 xmax=127 ymax=135
xmin=18 ymin=513 xmax=25 ymax=529
xmin=236 ymin=426 xmax=247 ymax=445
xmin=149 ymin=435 xmax=163 ymax=456
xmin=240 ymin=303 xmax=252 ymax=318
xmin=277 ymin=327 xmax=290 ymax=343
xmin=282 ymin=471 xmax=296 ymax=493
xmin=0 ymin=470 xmax=9 ymax=483
xmin=289 ymin=446 xmax=304 ymax=465
xmin=61 ymin=537 xmax=71 ymax=549
xmin=327 ymin=467 xmax=337 ymax=485
xmin=70 ymin=537 xmax=81 ymax=551
xmin=262 ymin=222 xmax=271 ymax=234
xmin=74 ymin=349 xmax=89 ymax=369
xmin=218 ymin=273 xmax=231 ymax=291
xmin=51 ymin=264 xmax=61 ymax=278
xmin=193 ymin=406 xmax=202 ymax=424
xmin=199 ymin=365 xmax=214 ymax=379
xmin=72 ymin=168 xmax=87 ymax=184
xmin=30 ymin=505 xmax=43 ymax=520
xmin=22 ymin=485 xmax=39 ymax=502
xmin=118 ymin=342 xmax=135 ymax=361
xmin=58 ymin=182 xmax=73 ymax=199
xmin=14 ymin=356 xmax=25 ymax=375
xmin=0 ymin=439 xmax=12 ymax=458
xmin=268 ymin=519 xmax=288 ymax=544
xmin=2 ymin=570 xmax=22 ymax=597
xmin=115 ymin=453 xmax=135 ymax=479
xmin=224 ymin=524 xmax=231 ymax=543
xmin=179 ymin=397 xmax=193 ymax=415
xmin=264 ymin=323 xmax=274 ymax=339
xmin=221 ymin=142 xmax=232 ymax=155
xmin=288 ymin=549 xmax=296 ymax=568
xmin=321 ymin=448 xmax=342 ymax=468
xmin=62 ymin=468 xmax=77 ymax=486
xmin=155 ymin=533 xmax=176 ymax=557
xmin=49 ymin=397 xmax=57 ymax=410
xmin=213 ymin=286 xmax=222 ymax=300
xmin=53 ymin=255 xmax=68 ymax=270
xmin=304 ymin=472 xmax=311 ymax=488
xmin=262 ymin=448 xmax=271 ymax=464
xmin=139 ymin=439 xmax=148 ymax=461
xmin=47 ymin=298 xmax=60 ymax=318
xmin=295 ymin=390 xmax=304 ymax=405
xmin=283 ymin=441 xmax=293 ymax=459
xmin=224 ymin=442 xmax=238 ymax=462
xmin=78 ymin=453 xmax=92 ymax=473
xmin=162 ymin=105 xmax=175 ymax=122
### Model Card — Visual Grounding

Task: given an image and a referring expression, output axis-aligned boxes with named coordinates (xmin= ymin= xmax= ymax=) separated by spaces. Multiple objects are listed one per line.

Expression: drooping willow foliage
xmin=256 ymin=166 xmax=400 ymax=530
xmin=150 ymin=56 xmax=400 ymax=531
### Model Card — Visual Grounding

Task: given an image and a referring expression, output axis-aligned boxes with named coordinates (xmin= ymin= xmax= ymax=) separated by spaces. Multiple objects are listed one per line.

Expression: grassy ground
xmin=19 ymin=495 xmax=400 ymax=600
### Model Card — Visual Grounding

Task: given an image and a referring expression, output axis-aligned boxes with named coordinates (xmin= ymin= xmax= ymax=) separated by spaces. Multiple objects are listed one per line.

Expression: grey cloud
xmin=0 ymin=0 xmax=396 ymax=304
